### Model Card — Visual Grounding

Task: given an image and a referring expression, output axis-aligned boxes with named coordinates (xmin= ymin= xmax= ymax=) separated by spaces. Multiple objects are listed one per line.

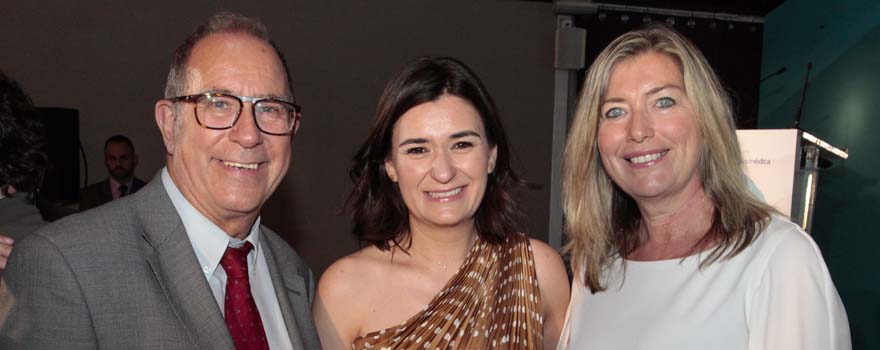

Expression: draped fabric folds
xmin=352 ymin=234 xmax=543 ymax=350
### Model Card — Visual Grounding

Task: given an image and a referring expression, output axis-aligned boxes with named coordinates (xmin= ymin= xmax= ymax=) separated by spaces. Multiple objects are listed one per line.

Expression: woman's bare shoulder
xmin=315 ymin=245 xmax=399 ymax=348
xmin=319 ymin=245 xmax=392 ymax=296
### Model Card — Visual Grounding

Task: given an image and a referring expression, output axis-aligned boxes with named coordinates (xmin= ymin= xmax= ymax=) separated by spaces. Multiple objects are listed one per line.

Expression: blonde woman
xmin=559 ymin=24 xmax=850 ymax=349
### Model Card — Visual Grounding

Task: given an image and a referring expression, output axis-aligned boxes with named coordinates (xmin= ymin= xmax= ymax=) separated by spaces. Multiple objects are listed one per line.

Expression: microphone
xmin=760 ymin=67 xmax=787 ymax=83
xmin=793 ymin=63 xmax=813 ymax=128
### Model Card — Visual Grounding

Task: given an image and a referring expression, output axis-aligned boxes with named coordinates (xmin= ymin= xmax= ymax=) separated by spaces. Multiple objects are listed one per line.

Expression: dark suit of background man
xmin=79 ymin=134 xmax=147 ymax=211
xmin=0 ymin=12 xmax=319 ymax=350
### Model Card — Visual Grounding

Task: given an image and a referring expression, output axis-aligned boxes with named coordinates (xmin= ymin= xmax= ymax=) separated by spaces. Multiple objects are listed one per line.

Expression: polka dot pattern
xmin=221 ymin=242 xmax=269 ymax=350
xmin=352 ymin=234 xmax=543 ymax=349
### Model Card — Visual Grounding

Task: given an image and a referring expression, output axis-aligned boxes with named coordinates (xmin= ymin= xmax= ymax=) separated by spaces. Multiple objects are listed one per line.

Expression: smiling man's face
xmin=155 ymin=32 xmax=291 ymax=237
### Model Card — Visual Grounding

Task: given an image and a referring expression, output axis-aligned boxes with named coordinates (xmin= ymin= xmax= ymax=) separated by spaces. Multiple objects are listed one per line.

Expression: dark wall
xmin=573 ymin=11 xmax=764 ymax=128
xmin=761 ymin=0 xmax=880 ymax=348
xmin=0 ymin=0 xmax=556 ymax=275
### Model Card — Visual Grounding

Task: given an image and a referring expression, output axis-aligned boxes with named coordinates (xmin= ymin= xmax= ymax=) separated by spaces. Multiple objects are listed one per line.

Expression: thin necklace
xmin=410 ymin=235 xmax=477 ymax=272
xmin=411 ymin=245 xmax=452 ymax=271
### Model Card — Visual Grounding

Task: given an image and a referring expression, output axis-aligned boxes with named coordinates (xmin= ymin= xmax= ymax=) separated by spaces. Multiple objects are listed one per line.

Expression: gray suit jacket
xmin=0 ymin=177 xmax=320 ymax=349
xmin=0 ymin=192 xmax=45 ymax=242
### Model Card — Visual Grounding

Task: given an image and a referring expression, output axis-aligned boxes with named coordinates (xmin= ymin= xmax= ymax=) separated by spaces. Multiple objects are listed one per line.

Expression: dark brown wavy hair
xmin=347 ymin=57 xmax=523 ymax=250
xmin=0 ymin=71 xmax=48 ymax=197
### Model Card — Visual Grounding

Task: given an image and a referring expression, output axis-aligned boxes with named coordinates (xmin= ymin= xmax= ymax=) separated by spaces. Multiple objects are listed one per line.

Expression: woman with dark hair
xmin=314 ymin=57 xmax=570 ymax=349
xmin=559 ymin=25 xmax=849 ymax=349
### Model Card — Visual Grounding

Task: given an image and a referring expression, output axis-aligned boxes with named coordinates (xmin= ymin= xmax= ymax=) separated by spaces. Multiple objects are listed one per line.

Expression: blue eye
xmin=604 ymin=107 xmax=625 ymax=118
xmin=257 ymin=104 xmax=282 ymax=114
xmin=656 ymin=97 xmax=675 ymax=108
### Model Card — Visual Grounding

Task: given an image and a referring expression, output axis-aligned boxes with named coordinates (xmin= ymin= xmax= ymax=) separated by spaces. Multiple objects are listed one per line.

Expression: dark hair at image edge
xmin=0 ymin=71 xmax=48 ymax=196
xmin=347 ymin=57 xmax=524 ymax=250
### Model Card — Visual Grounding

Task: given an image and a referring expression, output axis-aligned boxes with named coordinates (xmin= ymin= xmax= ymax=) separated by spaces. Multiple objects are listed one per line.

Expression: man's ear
xmin=384 ymin=159 xmax=398 ymax=183
xmin=292 ymin=112 xmax=301 ymax=135
xmin=155 ymin=100 xmax=178 ymax=155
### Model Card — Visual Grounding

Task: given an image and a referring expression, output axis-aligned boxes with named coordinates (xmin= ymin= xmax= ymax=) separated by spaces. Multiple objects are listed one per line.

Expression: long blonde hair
xmin=562 ymin=24 xmax=774 ymax=292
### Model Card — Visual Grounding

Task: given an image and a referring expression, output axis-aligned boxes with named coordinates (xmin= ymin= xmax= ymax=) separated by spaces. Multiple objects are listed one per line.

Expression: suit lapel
xmin=261 ymin=232 xmax=308 ymax=350
xmin=137 ymin=177 xmax=234 ymax=350
xmin=101 ymin=179 xmax=114 ymax=203
xmin=132 ymin=178 xmax=147 ymax=193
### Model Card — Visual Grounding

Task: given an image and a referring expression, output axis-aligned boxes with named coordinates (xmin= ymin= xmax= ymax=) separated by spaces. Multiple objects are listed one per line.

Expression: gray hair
xmin=163 ymin=12 xmax=294 ymax=100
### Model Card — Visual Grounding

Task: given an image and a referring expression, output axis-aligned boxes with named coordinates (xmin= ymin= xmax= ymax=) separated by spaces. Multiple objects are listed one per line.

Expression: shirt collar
xmin=109 ymin=176 xmax=133 ymax=190
xmin=161 ymin=167 xmax=262 ymax=277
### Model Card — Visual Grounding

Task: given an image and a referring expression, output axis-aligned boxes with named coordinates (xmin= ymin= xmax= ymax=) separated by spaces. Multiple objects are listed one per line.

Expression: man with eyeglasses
xmin=0 ymin=12 xmax=319 ymax=350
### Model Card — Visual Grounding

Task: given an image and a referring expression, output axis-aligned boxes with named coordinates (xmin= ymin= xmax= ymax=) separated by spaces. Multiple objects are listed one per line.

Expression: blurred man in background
xmin=79 ymin=134 xmax=146 ymax=211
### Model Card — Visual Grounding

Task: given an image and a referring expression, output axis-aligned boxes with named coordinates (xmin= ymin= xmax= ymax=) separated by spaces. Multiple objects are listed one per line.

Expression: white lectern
xmin=737 ymin=129 xmax=849 ymax=233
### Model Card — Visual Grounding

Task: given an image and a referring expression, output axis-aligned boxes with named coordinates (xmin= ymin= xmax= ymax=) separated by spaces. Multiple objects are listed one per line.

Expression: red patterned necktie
xmin=220 ymin=241 xmax=269 ymax=350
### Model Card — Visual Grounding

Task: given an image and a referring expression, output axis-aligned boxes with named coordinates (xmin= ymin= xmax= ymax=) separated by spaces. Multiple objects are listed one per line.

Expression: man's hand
xmin=0 ymin=234 xmax=13 ymax=271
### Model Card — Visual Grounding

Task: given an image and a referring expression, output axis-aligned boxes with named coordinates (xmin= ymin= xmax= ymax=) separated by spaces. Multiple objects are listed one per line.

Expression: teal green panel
xmin=762 ymin=1 xmax=880 ymax=348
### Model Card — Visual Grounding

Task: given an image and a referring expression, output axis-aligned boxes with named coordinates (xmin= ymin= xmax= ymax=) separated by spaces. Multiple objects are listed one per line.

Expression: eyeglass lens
xmin=195 ymin=94 xmax=295 ymax=134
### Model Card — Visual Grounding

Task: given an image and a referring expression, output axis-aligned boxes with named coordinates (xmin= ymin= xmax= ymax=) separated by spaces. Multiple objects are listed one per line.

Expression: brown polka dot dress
xmin=352 ymin=234 xmax=544 ymax=350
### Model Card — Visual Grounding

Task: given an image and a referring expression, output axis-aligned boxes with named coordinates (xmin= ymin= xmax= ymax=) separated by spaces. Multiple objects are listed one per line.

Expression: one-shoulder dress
xmin=352 ymin=234 xmax=544 ymax=350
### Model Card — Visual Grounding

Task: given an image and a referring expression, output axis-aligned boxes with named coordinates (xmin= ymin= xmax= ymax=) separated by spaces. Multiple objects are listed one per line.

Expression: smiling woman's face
xmin=384 ymin=94 xmax=497 ymax=231
xmin=597 ymin=51 xmax=703 ymax=207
